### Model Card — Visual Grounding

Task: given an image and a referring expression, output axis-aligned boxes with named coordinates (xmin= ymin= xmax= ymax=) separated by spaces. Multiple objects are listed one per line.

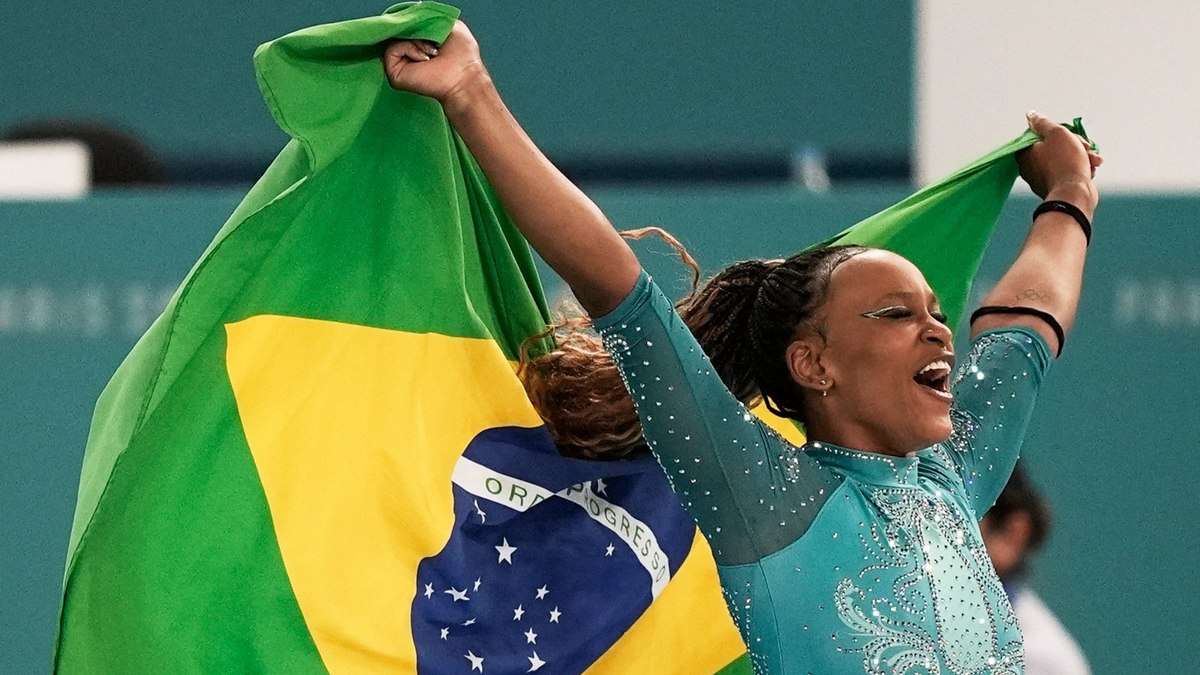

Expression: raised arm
xmin=971 ymin=112 xmax=1102 ymax=353
xmin=384 ymin=24 xmax=640 ymax=316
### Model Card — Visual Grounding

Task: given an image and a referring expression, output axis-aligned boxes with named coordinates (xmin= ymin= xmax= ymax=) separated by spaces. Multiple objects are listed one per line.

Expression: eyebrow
xmin=871 ymin=291 xmax=916 ymax=304
xmin=868 ymin=291 xmax=941 ymax=307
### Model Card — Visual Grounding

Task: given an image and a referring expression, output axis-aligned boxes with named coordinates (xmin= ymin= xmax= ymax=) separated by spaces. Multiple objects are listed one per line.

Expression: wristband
xmin=1033 ymin=200 xmax=1091 ymax=246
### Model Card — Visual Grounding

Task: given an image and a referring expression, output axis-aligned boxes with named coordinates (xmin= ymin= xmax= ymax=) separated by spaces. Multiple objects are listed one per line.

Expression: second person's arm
xmin=385 ymin=25 xmax=641 ymax=316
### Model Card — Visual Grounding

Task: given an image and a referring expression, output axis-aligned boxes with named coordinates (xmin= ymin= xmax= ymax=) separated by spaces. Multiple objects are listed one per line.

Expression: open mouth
xmin=913 ymin=358 xmax=953 ymax=398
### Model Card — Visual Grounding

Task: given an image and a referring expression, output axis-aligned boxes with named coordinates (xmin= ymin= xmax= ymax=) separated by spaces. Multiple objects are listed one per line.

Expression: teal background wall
xmin=2 ymin=188 xmax=1198 ymax=673
xmin=0 ymin=2 xmax=912 ymax=167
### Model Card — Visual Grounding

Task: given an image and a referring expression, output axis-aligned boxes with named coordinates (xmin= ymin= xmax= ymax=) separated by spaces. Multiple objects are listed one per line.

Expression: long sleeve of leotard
xmin=931 ymin=326 xmax=1053 ymax=516
xmin=594 ymin=271 xmax=841 ymax=566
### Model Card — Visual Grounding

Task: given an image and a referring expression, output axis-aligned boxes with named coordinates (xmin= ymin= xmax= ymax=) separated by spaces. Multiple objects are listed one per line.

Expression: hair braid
xmin=520 ymin=231 xmax=871 ymax=459
xmin=678 ymin=260 xmax=781 ymax=403
xmin=746 ymin=246 xmax=869 ymax=418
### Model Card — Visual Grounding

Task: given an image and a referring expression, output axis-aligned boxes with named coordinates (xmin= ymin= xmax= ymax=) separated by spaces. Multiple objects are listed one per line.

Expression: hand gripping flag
xmin=749 ymin=120 xmax=1092 ymax=446
xmin=53 ymin=2 xmax=1090 ymax=672
xmin=54 ymin=3 xmax=742 ymax=672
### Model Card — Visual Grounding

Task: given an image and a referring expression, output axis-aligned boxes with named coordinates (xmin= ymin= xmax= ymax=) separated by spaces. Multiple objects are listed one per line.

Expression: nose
xmin=924 ymin=316 xmax=952 ymax=346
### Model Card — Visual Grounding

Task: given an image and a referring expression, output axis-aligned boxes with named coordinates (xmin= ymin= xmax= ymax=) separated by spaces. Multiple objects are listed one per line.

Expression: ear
xmin=785 ymin=336 xmax=831 ymax=395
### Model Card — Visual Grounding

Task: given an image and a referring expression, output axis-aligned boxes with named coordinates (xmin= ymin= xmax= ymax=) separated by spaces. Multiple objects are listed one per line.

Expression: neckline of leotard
xmin=803 ymin=441 xmax=922 ymax=488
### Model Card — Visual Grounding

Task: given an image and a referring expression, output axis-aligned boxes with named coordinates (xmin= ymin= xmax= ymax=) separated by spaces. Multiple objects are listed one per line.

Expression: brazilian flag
xmin=53 ymin=2 xmax=1088 ymax=673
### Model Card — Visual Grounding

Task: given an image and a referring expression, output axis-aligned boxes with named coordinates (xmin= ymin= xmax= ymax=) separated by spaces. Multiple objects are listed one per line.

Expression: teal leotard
xmin=595 ymin=271 xmax=1052 ymax=674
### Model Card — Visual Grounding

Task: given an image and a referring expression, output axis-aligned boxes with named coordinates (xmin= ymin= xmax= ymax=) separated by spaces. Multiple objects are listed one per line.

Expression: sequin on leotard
xmin=594 ymin=271 xmax=1052 ymax=674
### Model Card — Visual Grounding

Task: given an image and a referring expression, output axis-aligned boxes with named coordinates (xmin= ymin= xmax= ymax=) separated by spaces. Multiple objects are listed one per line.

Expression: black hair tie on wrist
xmin=970 ymin=305 xmax=1066 ymax=356
xmin=1033 ymin=200 xmax=1091 ymax=246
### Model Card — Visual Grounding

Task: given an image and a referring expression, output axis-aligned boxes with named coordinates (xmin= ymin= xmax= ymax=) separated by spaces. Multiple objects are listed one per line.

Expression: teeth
xmin=918 ymin=360 xmax=951 ymax=375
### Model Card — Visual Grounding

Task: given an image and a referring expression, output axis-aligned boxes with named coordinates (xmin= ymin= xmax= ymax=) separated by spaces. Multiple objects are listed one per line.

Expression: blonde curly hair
xmin=518 ymin=227 xmax=699 ymax=459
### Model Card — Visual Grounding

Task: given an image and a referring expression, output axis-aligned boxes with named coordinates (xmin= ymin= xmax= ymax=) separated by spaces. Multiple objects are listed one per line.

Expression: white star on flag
xmin=444 ymin=587 xmax=469 ymax=602
xmin=473 ymin=577 xmax=482 ymax=591
xmin=495 ymin=538 xmax=517 ymax=564
xmin=594 ymin=478 xmax=608 ymax=496
xmin=513 ymin=605 xmax=525 ymax=621
xmin=549 ymin=607 xmax=561 ymax=623
xmin=439 ymin=627 xmax=449 ymax=640
xmin=424 ymin=583 xmax=435 ymax=598
xmin=534 ymin=585 xmax=549 ymax=600
xmin=473 ymin=499 xmax=486 ymax=524
xmin=524 ymin=628 xmax=537 ymax=644
xmin=527 ymin=651 xmax=546 ymax=672
xmin=605 ymin=543 xmax=614 ymax=557
xmin=462 ymin=618 xmax=476 ymax=626
xmin=465 ymin=650 xmax=484 ymax=672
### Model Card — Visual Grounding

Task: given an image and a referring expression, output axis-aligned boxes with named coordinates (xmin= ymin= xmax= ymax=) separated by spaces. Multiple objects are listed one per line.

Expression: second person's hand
xmin=383 ymin=22 xmax=489 ymax=107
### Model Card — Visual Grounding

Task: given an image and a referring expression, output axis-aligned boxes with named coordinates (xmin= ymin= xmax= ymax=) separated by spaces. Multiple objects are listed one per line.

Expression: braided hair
xmin=519 ymin=237 xmax=870 ymax=459
xmin=681 ymin=245 xmax=869 ymax=419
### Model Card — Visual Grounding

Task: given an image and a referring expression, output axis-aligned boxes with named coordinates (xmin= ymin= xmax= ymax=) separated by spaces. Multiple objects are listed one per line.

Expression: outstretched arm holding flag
xmin=384 ymin=23 xmax=641 ymax=317
xmin=973 ymin=112 xmax=1100 ymax=352
xmin=387 ymin=18 xmax=1100 ymax=673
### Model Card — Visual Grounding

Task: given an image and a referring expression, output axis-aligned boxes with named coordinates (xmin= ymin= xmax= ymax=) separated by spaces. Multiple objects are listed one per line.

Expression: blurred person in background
xmin=982 ymin=463 xmax=1091 ymax=674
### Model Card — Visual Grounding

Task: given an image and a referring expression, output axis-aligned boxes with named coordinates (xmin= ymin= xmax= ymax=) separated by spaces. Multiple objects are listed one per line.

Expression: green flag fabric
xmin=815 ymin=117 xmax=1091 ymax=330
xmin=56 ymin=3 xmax=748 ymax=673
xmin=53 ymin=1 xmax=1088 ymax=672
